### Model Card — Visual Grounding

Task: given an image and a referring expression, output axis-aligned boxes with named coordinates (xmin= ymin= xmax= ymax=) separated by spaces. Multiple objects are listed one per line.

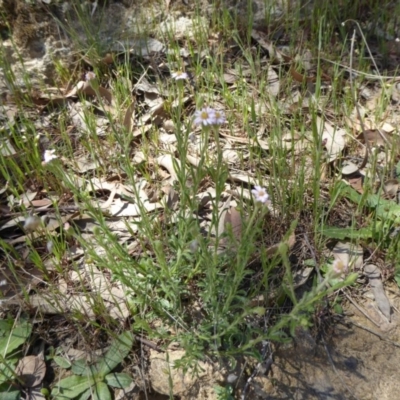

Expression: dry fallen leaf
xmin=15 ymin=355 xmax=46 ymax=388
xmin=265 ymin=232 xmax=296 ymax=257
xmin=251 ymin=30 xmax=290 ymax=63
xmin=316 ymin=117 xmax=347 ymax=162
xmin=123 ymin=101 xmax=136 ymax=134
xmin=383 ymin=179 xmax=399 ymax=198
xmin=224 ymin=206 xmax=243 ymax=243
xmin=266 ymin=66 xmax=280 ymax=97
xmin=156 ymin=155 xmax=181 ymax=181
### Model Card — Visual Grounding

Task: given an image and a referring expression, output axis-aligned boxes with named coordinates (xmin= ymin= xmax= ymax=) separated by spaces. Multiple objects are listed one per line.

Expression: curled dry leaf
xmin=15 ymin=355 xmax=46 ymax=388
xmin=265 ymin=232 xmax=296 ymax=257
xmin=224 ymin=206 xmax=243 ymax=243
xmin=348 ymin=177 xmax=364 ymax=194
xmin=156 ymin=155 xmax=181 ymax=181
xmin=66 ymin=81 xmax=113 ymax=105
xmin=383 ymin=179 xmax=399 ymax=198
xmin=289 ymin=66 xmax=315 ymax=83
xmin=359 ymin=129 xmax=390 ymax=147
xmin=266 ymin=66 xmax=280 ymax=97
xmin=364 ymin=264 xmax=391 ymax=322
xmin=341 ymin=162 xmax=359 ymax=176
xmin=124 ymin=102 xmax=136 ymax=133
xmin=251 ymin=30 xmax=290 ymax=63
xmin=316 ymin=117 xmax=346 ymax=162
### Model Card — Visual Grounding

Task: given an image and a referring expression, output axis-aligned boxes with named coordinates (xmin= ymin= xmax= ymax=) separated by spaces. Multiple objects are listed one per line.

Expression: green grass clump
xmin=1 ymin=0 xmax=399 ymax=397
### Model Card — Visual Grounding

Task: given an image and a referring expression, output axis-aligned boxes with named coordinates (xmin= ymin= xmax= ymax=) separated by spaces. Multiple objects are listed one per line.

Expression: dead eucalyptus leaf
xmin=359 ymin=129 xmax=389 ymax=147
xmin=290 ymin=66 xmax=314 ymax=83
xmin=348 ymin=177 xmax=364 ymax=194
xmin=156 ymin=155 xmax=181 ymax=181
xmin=215 ymin=196 xmax=232 ymax=241
xmin=123 ymin=101 xmax=136 ymax=134
xmin=364 ymin=264 xmax=391 ymax=321
xmin=266 ymin=66 xmax=280 ymax=97
xmin=384 ymin=179 xmax=399 ymax=198
xmin=15 ymin=355 xmax=46 ymax=387
xmin=251 ymin=30 xmax=290 ymax=63
xmin=224 ymin=206 xmax=242 ymax=242
xmin=163 ymin=185 xmax=179 ymax=210
xmin=73 ymin=155 xmax=100 ymax=173
xmin=265 ymin=232 xmax=296 ymax=257
xmin=316 ymin=117 xmax=346 ymax=162
xmin=342 ymin=162 xmax=359 ymax=176
xmin=66 ymin=81 xmax=112 ymax=104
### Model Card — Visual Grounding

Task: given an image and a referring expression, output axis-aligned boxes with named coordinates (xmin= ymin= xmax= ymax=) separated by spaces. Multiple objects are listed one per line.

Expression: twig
xmin=342 ymin=319 xmax=400 ymax=348
xmin=321 ymin=58 xmax=398 ymax=80
xmin=134 ymin=335 xmax=163 ymax=352
xmin=343 ymin=291 xmax=381 ymax=328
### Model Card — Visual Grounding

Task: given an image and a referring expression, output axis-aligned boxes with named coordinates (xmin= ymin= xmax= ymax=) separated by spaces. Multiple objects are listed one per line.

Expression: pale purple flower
xmin=331 ymin=259 xmax=348 ymax=278
xmin=85 ymin=71 xmax=96 ymax=81
xmin=213 ymin=110 xmax=226 ymax=125
xmin=193 ymin=107 xmax=216 ymax=126
xmin=251 ymin=186 xmax=269 ymax=204
xmin=43 ymin=149 xmax=58 ymax=164
xmin=171 ymin=71 xmax=188 ymax=81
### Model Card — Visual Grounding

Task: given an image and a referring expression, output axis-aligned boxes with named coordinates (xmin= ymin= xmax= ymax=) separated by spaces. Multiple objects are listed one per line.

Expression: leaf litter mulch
xmin=2 ymin=3 xmax=400 ymax=398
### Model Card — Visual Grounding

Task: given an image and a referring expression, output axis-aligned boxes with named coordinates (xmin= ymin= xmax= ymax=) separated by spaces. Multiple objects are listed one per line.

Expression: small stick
xmin=343 ymin=319 xmax=400 ymax=348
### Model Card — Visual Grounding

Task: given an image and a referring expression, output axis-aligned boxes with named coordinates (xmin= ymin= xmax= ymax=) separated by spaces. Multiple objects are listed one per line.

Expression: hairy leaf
xmin=97 ymin=331 xmax=134 ymax=377
xmin=92 ymin=381 xmax=111 ymax=400
xmin=104 ymin=372 xmax=133 ymax=388
xmin=51 ymin=375 xmax=94 ymax=399
xmin=0 ymin=320 xmax=31 ymax=358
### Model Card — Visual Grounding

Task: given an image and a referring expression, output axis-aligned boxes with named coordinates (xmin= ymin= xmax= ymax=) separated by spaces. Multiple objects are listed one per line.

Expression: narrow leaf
xmin=322 ymin=226 xmax=373 ymax=240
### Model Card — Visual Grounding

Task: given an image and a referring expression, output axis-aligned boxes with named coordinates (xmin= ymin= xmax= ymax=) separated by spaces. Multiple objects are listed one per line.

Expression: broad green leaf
xmin=0 ymin=382 xmax=20 ymax=400
xmin=97 ymin=332 xmax=134 ymax=377
xmin=92 ymin=381 xmax=111 ymax=400
xmin=53 ymin=356 xmax=72 ymax=369
xmin=0 ymin=320 xmax=31 ymax=358
xmin=104 ymin=372 xmax=133 ymax=388
xmin=0 ymin=320 xmax=12 ymax=331
xmin=76 ymin=388 xmax=92 ymax=400
xmin=71 ymin=359 xmax=88 ymax=376
xmin=51 ymin=374 xmax=93 ymax=399
xmin=0 ymin=357 xmax=18 ymax=384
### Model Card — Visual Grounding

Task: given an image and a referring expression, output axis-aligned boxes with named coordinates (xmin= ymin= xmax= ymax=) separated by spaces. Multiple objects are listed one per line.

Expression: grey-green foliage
xmin=51 ymin=331 xmax=134 ymax=400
